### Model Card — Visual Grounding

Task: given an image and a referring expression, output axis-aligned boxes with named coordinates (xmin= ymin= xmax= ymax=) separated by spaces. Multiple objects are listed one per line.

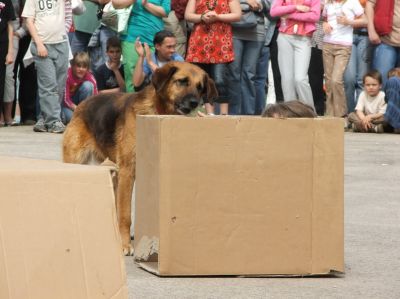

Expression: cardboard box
xmin=134 ymin=116 xmax=344 ymax=276
xmin=0 ymin=157 xmax=128 ymax=299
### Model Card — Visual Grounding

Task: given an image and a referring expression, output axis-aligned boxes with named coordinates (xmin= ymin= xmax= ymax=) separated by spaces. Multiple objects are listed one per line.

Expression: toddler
xmin=348 ymin=70 xmax=387 ymax=133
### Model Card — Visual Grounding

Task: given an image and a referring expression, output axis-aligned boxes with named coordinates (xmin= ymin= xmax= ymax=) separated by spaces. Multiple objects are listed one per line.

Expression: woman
xmin=185 ymin=0 xmax=241 ymax=115
xmin=270 ymin=0 xmax=320 ymax=110
xmin=113 ymin=0 xmax=170 ymax=92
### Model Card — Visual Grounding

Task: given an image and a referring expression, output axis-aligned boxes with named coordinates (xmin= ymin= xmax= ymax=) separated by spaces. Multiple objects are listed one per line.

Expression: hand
xmin=5 ymin=53 xmax=13 ymax=65
xmin=368 ymin=30 xmax=381 ymax=45
xmin=361 ymin=116 xmax=372 ymax=130
xmin=247 ymin=0 xmax=261 ymax=11
xmin=323 ymin=22 xmax=332 ymax=34
xmin=296 ymin=5 xmax=310 ymax=12
xmin=134 ymin=37 xmax=145 ymax=57
xmin=143 ymin=43 xmax=152 ymax=61
xmin=109 ymin=61 xmax=120 ymax=72
xmin=37 ymin=43 xmax=48 ymax=57
xmin=142 ymin=0 xmax=148 ymax=7
xmin=202 ymin=11 xmax=218 ymax=24
xmin=337 ymin=15 xmax=350 ymax=26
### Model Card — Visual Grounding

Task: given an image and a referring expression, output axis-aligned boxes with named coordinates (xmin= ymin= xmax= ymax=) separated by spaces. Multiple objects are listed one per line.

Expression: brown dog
xmin=63 ymin=62 xmax=218 ymax=255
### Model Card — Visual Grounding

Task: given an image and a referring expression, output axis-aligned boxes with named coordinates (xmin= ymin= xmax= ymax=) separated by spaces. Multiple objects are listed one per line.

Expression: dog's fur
xmin=63 ymin=62 xmax=218 ymax=255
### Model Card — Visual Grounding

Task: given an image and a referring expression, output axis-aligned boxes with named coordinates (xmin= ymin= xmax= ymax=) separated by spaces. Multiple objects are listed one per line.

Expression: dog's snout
xmin=189 ymin=99 xmax=199 ymax=109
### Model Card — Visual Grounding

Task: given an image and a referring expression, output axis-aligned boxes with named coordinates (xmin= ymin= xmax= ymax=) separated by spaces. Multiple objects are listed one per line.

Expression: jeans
xmin=195 ymin=63 xmax=229 ymax=103
xmin=227 ymin=38 xmax=264 ymax=115
xmin=277 ymin=33 xmax=314 ymax=109
xmin=372 ymin=42 xmax=400 ymax=86
xmin=71 ymin=30 xmax=93 ymax=54
xmin=62 ymin=81 xmax=95 ymax=124
xmin=31 ymin=41 xmax=69 ymax=126
xmin=344 ymin=34 xmax=371 ymax=113
xmin=308 ymin=47 xmax=325 ymax=116
xmin=254 ymin=45 xmax=270 ymax=115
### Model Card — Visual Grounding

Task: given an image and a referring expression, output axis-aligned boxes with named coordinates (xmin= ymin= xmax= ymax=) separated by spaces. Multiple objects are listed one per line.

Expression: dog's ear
xmin=152 ymin=65 xmax=178 ymax=93
xmin=203 ymin=73 xmax=218 ymax=104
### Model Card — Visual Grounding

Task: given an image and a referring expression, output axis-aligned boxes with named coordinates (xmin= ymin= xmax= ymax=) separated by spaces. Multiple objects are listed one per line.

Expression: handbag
xmin=232 ymin=2 xmax=258 ymax=29
xmin=101 ymin=2 xmax=133 ymax=34
xmin=373 ymin=0 xmax=394 ymax=36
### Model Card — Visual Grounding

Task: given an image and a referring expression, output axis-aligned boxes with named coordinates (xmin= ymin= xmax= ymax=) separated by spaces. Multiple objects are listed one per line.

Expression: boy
xmin=94 ymin=36 xmax=125 ymax=94
xmin=22 ymin=0 xmax=69 ymax=133
xmin=348 ymin=70 xmax=387 ymax=133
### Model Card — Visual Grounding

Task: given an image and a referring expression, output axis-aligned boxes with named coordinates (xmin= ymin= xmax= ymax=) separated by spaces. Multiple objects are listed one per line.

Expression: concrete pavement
xmin=0 ymin=125 xmax=399 ymax=299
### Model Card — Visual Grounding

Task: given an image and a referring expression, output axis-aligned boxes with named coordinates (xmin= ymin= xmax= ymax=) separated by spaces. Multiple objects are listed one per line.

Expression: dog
xmin=63 ymin=61 xmax=218 ymax=255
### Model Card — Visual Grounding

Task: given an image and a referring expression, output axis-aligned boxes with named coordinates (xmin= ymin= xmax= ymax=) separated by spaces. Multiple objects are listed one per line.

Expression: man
xmin=133 ymin=30 xmax=184 ymax=91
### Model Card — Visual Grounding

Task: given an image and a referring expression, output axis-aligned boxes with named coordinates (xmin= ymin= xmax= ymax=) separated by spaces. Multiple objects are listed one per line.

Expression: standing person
xmin=0 ymin=0 xmax=15 ymax=127
xmin=226 ymin=0 xmax=266 ymax=115
xmin=270 ymin=0 xmax=320 ymax=110
xmin=62 ymin=52 xmax=98 ymax=124
xmin=22 ymin=0 xmax=70 ymax=133
xmin=322 ymin=0 xmax=366 ymax=119
xmin=384 ymin=68 xmax=400 ymax=133
xmin=185 ymin=0 xmax=241 ymax=115
xmin=348 ymin=70 xmax=387 ymax=132
xmin=365 ymin=0 xmax=400 ymax=85
xmin=113 ymin=0 xmax=171 ymax=92
xmin=343 ymin=0 xmax=371 ymax=114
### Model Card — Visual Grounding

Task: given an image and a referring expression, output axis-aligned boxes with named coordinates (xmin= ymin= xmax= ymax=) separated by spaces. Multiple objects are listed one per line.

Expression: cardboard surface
xmin=0 ymin=157 xmax=128 ymax=299
xmin=135 ymin=116 xmax=344 ymax=276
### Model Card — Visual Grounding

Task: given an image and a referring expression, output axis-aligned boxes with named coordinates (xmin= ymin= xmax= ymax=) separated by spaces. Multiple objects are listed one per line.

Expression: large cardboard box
xmin=0 ymin=157 xmax=128 ymax=299
xmin=134 ymin=116 xmax=344 ymax=276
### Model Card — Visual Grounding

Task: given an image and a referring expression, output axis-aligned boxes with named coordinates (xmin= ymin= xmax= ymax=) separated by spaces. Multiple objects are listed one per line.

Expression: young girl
xmin=322 ymin=0 xmax=366 ymax=119
xmin=185 ymin=0 xmax=241 ymax=115
xmin=270 ymin=0 xmax=320 ymax=110
xmin=62 ymin=52 xmax=98 ymax=124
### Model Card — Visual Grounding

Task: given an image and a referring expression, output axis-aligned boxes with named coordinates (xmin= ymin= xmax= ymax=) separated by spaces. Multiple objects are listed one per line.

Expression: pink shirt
xmin=270 ymin=0 xmax=321 ymax=36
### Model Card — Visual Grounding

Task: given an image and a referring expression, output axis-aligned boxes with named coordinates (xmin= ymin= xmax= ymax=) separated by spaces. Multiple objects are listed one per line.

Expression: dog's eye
xmin=197 ymin=83 xmax=203 ymax=93
xmin=176 ymin=78 xmax=189 ymax=86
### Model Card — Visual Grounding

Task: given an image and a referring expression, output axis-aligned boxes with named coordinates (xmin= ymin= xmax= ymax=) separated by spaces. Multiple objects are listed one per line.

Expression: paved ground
xmin=0 ymin=125 xmax=399 ymax=299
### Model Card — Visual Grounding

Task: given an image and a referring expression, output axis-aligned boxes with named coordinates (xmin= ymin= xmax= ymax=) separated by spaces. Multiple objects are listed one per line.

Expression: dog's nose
xmin=189 ymin=99 xmax=199 ymax=109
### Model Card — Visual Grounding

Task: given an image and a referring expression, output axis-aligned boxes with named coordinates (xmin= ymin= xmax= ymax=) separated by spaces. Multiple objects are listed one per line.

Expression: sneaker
xmin=33 ymin=119 xmax=47 ymax=132
xmin=373 ymin=124 xmax=384 ymax=133
xmin=48 ymin=121 xmax=65 ymax=134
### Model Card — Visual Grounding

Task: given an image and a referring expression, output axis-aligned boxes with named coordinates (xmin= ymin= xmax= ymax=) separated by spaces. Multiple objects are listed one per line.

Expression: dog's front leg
xmin=116 ymin=163 xmax=135 ymax=256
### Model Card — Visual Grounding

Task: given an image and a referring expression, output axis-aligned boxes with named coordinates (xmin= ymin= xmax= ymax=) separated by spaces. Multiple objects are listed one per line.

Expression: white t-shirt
xmin=22 ymin=0 xmax=67 ymax=44
xmin=323 ymin=0 xmax=364 ymax=46
xmin=355 ymin=91 xmax=387 ymax=115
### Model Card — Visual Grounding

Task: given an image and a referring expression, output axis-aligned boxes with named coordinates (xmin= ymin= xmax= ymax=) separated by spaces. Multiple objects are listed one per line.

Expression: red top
xmin=186 ymin=0 xmax=234 ymax=64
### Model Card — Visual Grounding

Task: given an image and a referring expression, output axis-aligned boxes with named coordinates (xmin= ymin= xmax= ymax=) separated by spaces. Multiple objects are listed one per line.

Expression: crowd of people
xmin=0 ymin=0 xmax=399 ymax=133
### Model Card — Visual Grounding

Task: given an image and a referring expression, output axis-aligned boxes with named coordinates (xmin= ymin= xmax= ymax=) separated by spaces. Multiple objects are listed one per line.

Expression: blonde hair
xmin=71 ymin=52 xmax=90 ymax=68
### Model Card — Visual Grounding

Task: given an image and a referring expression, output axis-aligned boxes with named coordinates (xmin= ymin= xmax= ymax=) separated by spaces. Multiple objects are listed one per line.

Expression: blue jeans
xmin=227 ymin=38 xmax=264 ymax=115
xmin=372 ymin=42 xmax=400 ymax=86
xmin=254 ymin=45 xmax=270 ymax=115
xmin=70 ymin=31 xmax=93 ymax=54
xmin=344 ymin=34 xmax=371 ymax=113
xmin=62 ymin=81 xmax=95 ymax=124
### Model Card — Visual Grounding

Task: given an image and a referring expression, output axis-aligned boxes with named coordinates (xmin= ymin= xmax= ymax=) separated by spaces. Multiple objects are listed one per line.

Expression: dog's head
xmin=151 ymin=61 xmax=218 ymax=115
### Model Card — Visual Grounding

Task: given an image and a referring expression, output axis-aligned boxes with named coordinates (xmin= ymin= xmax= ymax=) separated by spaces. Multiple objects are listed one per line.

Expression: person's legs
xmin=122 ymin=40 xmax=146 ymax=93
xmin=227 ymin=38 xmax=244 ymax=115
xmin=254 ymin=45 xmax=269 ymax=115
xmin=277 ymin=33 xmax=296 ymax=102
xmin=354 ymin=35 xmax=371 ymax=103
xmin=372 ymin=43 xmax=397 ymax=85
xmin=73 ymin=81 xmax=95 ymax=105
xmin=308 ymin=47 xmax=325 ymax=115
xmin=269 ymin=28 xmax=284 ymax=102
xmin=3 ymin=35 xmax=19 ymax=124
xmin=330 ymin=45 xmax=351 ymax=117
xmin=322 ymin=43 xmax=335 ymax=116
xmin=210 ymin=63 xmax=229 ymax=114
xmin=70 ymin=30 xmax=92 ymax=54
xmin=344 ymin=39 xmax=357 ymax=114
xmin=293 ymin=35 xmax=314 ymax=109
xmin=99 ymin=26 xmax=117 ymax=66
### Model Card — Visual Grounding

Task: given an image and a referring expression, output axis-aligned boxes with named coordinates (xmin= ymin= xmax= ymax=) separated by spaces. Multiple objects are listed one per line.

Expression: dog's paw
xmin=123 ymin=243 xmax=134 ymax=256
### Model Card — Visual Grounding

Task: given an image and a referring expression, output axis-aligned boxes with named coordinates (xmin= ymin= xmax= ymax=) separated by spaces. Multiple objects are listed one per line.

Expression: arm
xmin=110 ymin=64 xmax=126 ymax=91
xmin=64 ymin=77 xmax=76 ymax=110
xmin=337 ymin=13 xmax=367 ymax=28
xmin=133 ymin=38 xmax=147 ymax=88
xmin=65 ymin=0 xmax=73 ymax=32
xmin=215 ymin=0 xmax=241 ymax=23
xmin=142 ymin=0 xmax=168 ymax=17
xmin=112 ymin=0 xmax=135 ymax=9
xmin=286 ymin=0 xmax=320 ymax=23
xmin=365 ymin=0 xmax=380 ymax=44
xmin=6 ymin=23 xmax=14 ymax=65
xmin=26 ymin=17 xmax=48 ymax=57
xmin=184 ymin=0 xmax=202 ymax=23
xmin=270 ymin=0 xmax=297 ymax=17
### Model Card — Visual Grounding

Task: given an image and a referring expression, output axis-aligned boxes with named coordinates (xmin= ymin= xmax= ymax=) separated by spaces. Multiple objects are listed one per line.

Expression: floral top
xmin=186 ymin=0 xmax=234 ymax=64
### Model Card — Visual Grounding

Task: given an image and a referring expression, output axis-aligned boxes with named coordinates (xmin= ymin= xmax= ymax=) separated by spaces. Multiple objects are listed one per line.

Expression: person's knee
xmin=80 ymin=81 xmax=95 ymax=95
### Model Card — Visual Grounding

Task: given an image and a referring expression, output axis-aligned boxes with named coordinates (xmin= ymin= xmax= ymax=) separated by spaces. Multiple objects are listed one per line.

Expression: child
xmin=322 ymin=0 xmax=366 ymax=118
xmin=94 ymin=36 xmax=125 ymax=94
xmin=348 ymin=70 xmax=387 ymax=133
xmin=0 ymin=0 xmax=15 ymax=127
xmin=62 ymin=52 xmax=98 ymax=124
xmin=23 ymin=0 xmax=70 ymax=133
